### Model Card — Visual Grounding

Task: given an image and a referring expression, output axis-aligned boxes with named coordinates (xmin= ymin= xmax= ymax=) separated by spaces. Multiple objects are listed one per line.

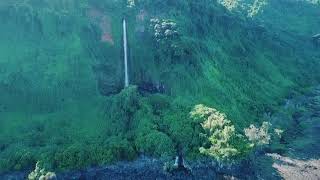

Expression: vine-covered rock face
xmin=0 ymin=0 xmax=320 ymax=175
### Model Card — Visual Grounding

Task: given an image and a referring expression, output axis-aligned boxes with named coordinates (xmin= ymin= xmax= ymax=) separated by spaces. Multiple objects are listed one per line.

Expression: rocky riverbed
xmin=253 ymin=85 xmax=320 ymax=180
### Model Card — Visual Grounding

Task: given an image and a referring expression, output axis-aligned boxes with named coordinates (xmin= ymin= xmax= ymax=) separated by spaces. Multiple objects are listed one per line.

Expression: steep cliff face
xmin=0 ymin=1 xmax=99 ymax=111
xmin=0 ymin=0 xmax=319 ymax=173
xmin=103 ymin=0 xmax=320 ymax=123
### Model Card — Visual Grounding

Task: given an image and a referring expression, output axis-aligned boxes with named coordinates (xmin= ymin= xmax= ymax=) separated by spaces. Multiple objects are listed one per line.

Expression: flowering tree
xmin=218 ymin=0 xmax=269 ymax=17
xmin=191 ymin=104 xmax=239 ymax=161
xmin=244 ymin=121 xmax=271 ymax=146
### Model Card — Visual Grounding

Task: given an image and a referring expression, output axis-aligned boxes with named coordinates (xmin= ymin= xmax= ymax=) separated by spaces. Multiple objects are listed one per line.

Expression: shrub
xmin=28 ymin=162 xmax=57 ymax=180
xmin=218 ymin=0 xmax=240 ymax=11
xmin=53 ymin=137 xmax=136 ymax=170
xmin=274 ymin=128 xmax=284 ymax=138
xmin=190 ymin=104 xmax=243 ymax=161
xmin=244 ymin=121 xmax=272 ymax=146
xmin=149 ymin=18 xmax=184 ymax=59
xmin=106 ymin=85 xmax=141 ymax=135
xmin=54 ymin=144 xmax=92 ymax=169
xmin=127 ymin=0 xmax=135 ymax=8
xmin=135 ymin=130 xmax=175 ymax=157
xmin=0 ymin=146 xmax=36 ymax=173
xmin=218 ymin=0 xmax=268 ymax=17
xmin=106 ymin=136 xmax=137 ymax=161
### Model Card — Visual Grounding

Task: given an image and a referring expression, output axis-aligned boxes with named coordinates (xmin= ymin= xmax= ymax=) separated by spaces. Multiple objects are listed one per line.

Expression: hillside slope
xmin=0 ymin=0 xmax=319 ymax=173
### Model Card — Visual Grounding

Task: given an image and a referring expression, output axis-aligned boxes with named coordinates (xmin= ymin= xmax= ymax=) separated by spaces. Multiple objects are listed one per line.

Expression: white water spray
xmin=123 ymin=19 xmax=129 ymax=87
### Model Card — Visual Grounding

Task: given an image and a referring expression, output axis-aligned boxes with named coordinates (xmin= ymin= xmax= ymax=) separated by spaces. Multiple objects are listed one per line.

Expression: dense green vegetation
xmin=0 ymin=0 xmax=319 ymax=173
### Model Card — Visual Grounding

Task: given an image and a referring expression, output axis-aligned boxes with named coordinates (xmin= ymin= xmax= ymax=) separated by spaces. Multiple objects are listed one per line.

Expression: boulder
xmin=138 ymin=82 xmax=165 ymax=94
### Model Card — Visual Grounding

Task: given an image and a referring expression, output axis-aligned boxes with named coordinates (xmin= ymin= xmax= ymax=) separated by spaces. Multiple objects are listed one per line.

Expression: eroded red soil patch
xmin=87 ymin=7 xmax=114 ymax=45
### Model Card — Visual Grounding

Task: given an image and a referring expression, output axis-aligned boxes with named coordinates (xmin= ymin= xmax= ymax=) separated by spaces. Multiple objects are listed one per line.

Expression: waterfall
xmin=123 ymin=19 xmax=129 ymax=87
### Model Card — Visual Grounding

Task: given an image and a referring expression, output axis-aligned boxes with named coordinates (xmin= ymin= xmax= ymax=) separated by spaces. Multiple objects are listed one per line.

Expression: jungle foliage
xmin=0 ymin=0 xmax=319 ymax=173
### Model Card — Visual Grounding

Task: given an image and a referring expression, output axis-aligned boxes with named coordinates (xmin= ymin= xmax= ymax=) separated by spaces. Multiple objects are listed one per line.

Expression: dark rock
xmin=138 ymin=82 xmax=166 ymax=94
xmin=0 ymin=171 xmax=27 ymax=180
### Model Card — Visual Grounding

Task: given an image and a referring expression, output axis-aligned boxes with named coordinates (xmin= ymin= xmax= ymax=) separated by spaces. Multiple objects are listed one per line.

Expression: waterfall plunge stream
xmin=123 ymin=19 xmax=129 ymax=87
